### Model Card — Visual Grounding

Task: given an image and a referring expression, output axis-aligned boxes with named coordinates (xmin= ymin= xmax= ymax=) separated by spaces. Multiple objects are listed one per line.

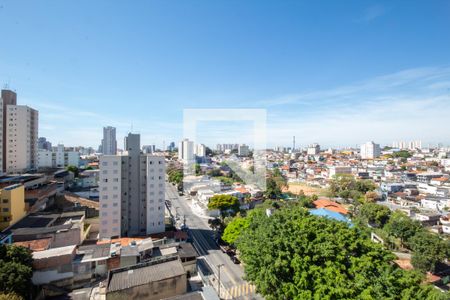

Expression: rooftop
xmin=14 ymin=237 xmax=52 ymax=251
xmin=107 ymin=257 xmax=185 ymax=293
xmin=33 ymin=245 xmax=76 ymax=260
xmin=313 ymin=198 xmax=349 ymax=215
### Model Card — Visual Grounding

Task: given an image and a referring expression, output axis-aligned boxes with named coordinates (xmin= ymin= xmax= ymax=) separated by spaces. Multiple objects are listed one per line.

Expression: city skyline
xmin=1 ymin=1 xmax=449 ymax=148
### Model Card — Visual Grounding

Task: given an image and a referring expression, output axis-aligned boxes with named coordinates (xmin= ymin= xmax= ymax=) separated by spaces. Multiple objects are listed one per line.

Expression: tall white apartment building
xmin=360 ymin=141 xmax=381 ymax=159
xmin=6 ymin=105 xmax=38 ymax=173
xmin=37 ymin=144 xmax=80 ymax=169
xmin=101 ymin=126 xmax=117 ymax=155
xmin=179 ymin=139 xmax=194 ymax=163
xmin=307 ymin=143 xmax=320 ymax=155
xmin=99 ymin=133 xmax=165 ymax=239
xmin=195 ymin=143 xmax=206 ymax=157
xmin=392 ymin=140 xmax=422 ymax=150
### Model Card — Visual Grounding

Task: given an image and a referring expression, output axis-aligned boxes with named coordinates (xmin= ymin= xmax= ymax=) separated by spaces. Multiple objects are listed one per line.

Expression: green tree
xmin=234 ymin=207 xmax=445 ymax=300
xmin=409 ymin=231 xmax=449 ymax=273
xmin=222 ymin=216 xmax=251 ymax=245
xmin=0 ymin=293 xmax=23 ymax=300
xmin=194 ymin=163 xmax=201 ymax=175
xmin=66 ymin=165 xmax=79 ymax=177
xmin=0 ymin=245 xmax=33 ymax=298
xmin=297 ymin=195 xmax=315 ymax=208
xmin=384 ymin=211 xmax=423 ymax=247
xmin=207 ymin=195 xmax=240 ymax=215
xmin=359 ymin=203 xmax=391 ymax=227
xmin=392 ymin=150 xmax=412 ymax=159
xmin=328 ymin=175 xmax=376 ymax=202
xmin=265 ymin=178 xmax=281 ymax=199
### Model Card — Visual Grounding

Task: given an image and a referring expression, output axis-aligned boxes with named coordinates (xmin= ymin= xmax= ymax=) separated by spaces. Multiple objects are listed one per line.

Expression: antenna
xmin=293 ymin=136 xmax=295 ymax=151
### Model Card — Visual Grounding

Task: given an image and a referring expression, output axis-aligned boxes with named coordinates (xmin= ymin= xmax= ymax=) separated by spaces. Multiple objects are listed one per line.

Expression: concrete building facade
xmin=6 ymin=104 xmax=39 ymax=173
xmin=37 ymin=144 xmax=80 ymax=169
xmin=179 ymin=139 xmax=194 ymax=163
xmin=0 ymin=184 xmax=26 ymax=230
xmin=99 ymin=133 xmax=165 ymax=239
xmin=102 ymin=126 xmax=117 ymax=155
xmin=360 ymin=141 xmax=381 ymax=159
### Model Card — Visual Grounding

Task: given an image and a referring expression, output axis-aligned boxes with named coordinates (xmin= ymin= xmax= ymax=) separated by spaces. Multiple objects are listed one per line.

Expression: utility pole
xmin=217 ymin=264 xmax=224 ymax=298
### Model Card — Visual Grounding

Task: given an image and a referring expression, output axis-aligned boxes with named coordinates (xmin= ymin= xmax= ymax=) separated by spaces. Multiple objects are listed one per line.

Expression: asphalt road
xmin=165 ymin=182 xmax=262 ymax=300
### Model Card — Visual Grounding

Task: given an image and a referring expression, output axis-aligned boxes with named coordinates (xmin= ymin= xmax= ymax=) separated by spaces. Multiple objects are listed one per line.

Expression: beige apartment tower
xmin=1 ymin=89 xmax=39 ymax=173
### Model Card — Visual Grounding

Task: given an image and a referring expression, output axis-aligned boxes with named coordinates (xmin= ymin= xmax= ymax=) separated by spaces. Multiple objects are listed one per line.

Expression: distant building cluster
xmin=392 ymin=140 xmax=422 ymax=150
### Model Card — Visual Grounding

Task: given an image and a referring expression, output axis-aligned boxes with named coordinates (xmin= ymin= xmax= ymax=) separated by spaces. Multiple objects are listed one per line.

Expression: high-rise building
xmin=238 ymin=144 xmax=250 ymax=156
xmin=142 ymin=145 xmax=156 ymax=154
xmin=167 ymin=141 xmax=176 ymax=152
xmin=38 ymin=137 xmax=52 ymax=151
xmin=360 ymin=141 xmax=381 ymax=159
xmin=178 ymin=139 xmax=194 ymax=163
xmin=307 ymin=143 xmax=320 ymax=155
xmin=195 ymin=144 xmax=206 ymax=157
xmin=392 ymin=140 xmax=422 ymax=150
xmin=99 ymin=133 xmax=165 ymax=239
xmin=1 ymin=89 xmax=18 ymax=173
xmin=216 ymin=143 xmax=239 ymax=152
xmin=101 ymin=126 xmax=117 ymax=155
xmin=6 ymin=104 xmax=39 ymax=173
xmin=1 ymin=89 xmax=39 ymax=174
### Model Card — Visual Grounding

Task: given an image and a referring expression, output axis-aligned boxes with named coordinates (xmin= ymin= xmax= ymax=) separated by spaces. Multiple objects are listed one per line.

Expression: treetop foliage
xmin=228 ymin=206 xmax=448 ymax=300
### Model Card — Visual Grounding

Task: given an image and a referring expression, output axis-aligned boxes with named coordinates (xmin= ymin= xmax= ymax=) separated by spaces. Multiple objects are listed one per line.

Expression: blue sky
xmin=0 ymin=1 xmax=449 ymax=149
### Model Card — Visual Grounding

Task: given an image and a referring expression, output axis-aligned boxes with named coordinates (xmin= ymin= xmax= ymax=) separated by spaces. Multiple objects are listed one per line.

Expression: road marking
xmin=227 ymin=283 xmax=257 ymax=298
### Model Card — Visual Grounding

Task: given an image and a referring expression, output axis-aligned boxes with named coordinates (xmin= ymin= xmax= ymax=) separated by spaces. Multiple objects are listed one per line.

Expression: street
xmin=166 ymin=182 xmax=262 ymax=300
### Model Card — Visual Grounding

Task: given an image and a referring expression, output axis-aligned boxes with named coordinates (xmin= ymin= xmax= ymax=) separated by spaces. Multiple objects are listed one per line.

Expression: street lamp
xmin=217 ymin=264 xmax=224 ymax=299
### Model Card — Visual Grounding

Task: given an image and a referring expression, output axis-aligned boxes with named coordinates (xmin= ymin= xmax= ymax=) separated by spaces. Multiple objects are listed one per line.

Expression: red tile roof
xmin=313 ymin=199 xmax=348 ymax=215
xmin=14 ymin=238 xmax=52 ymax=252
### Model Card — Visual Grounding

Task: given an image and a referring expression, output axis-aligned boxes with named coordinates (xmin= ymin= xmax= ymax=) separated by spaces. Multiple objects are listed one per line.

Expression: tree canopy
xmin=358 ymin=203 xmax=391 ymax=227
xmin=207 ymin=194 xmax=240 ymax=214
xmin=228 ymin=206 xmax=447 ymax=300
xmin=66 ymin=165 xmax=79 ymax=177
xmin=409 ymin=231 xmax=450 ymax=273
xmin=384 ymin=211 xmax=423 ymax=246
xmin=328 ymin=174 xmax=377 ymax=201
xmin=0 ymin=245 xmax=33 ymax=298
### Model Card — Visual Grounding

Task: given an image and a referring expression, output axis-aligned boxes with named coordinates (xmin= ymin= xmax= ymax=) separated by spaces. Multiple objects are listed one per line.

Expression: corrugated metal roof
xmin=107 ymin=259 xmax=185 ymax=292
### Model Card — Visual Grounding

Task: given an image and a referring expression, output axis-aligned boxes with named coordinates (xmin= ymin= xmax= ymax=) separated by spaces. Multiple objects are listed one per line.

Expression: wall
xmin=106 ymin=274 xmax=187 ymax=300
xmin=0 ymin=184 xmax=26 ymax=230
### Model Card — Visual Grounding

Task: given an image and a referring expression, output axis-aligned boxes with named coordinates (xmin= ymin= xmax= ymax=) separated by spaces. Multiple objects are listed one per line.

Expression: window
xmin=113 ymin=202 xmax=118 ymax=207
xmin=102 ymin=204 xmax=108 ymax=208
xmin=2 ymin=199 xmax=8 ymax=204
xmin=102 ymin=162 xmax=108 ymax=166
xmin=2 ymin=208 xmax=9 ymax=212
